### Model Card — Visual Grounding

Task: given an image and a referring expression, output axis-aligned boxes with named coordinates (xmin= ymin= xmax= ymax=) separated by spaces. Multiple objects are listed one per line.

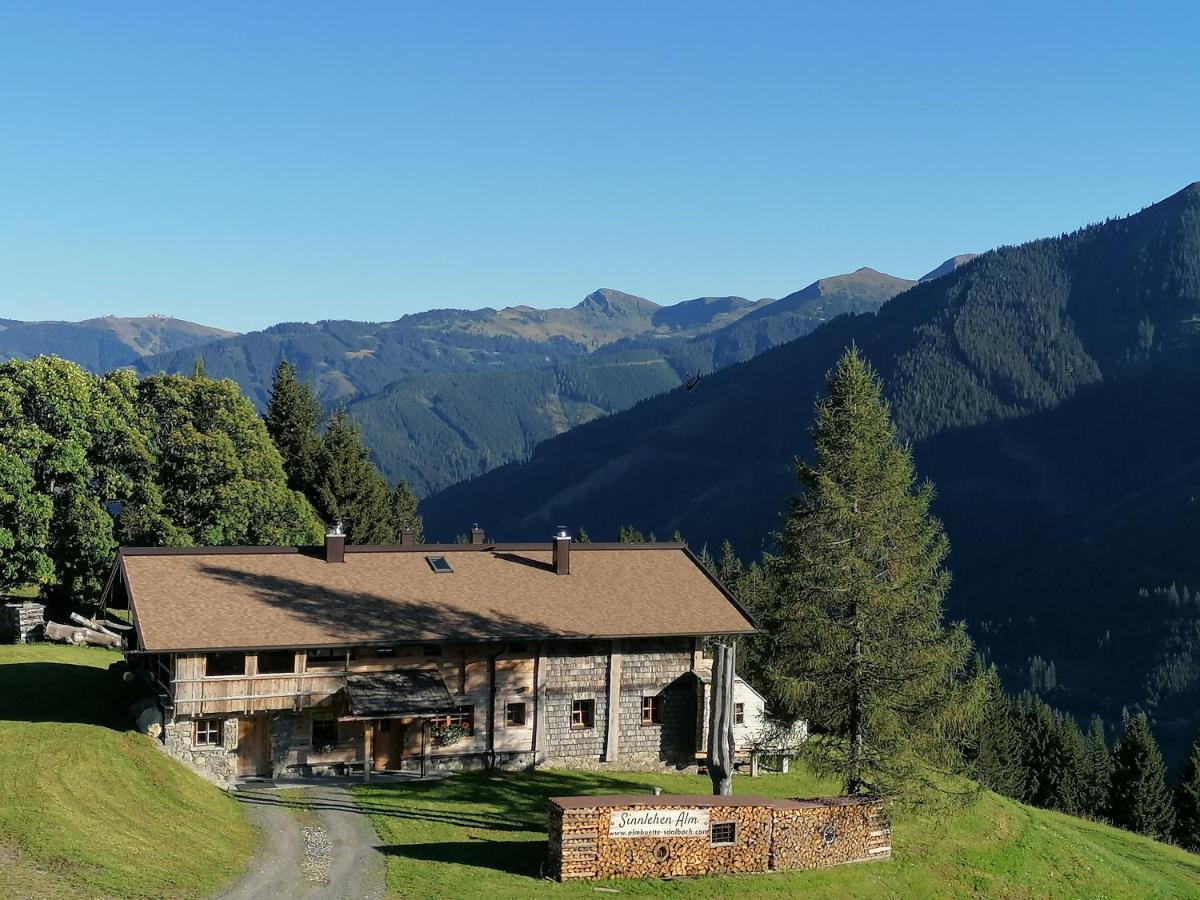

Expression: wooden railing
xmin=172 ymin=670 xmax=347 ymax=716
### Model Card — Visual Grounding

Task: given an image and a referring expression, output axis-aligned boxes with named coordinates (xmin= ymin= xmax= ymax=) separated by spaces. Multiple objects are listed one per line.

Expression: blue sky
xmin=0 ymin=2 xmax=1196 ymax=332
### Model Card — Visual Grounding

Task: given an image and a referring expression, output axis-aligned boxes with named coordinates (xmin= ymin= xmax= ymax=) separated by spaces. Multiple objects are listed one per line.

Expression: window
xmin=205 ymin=652 xmax=245 ymax=677
xmin=429 ymin=708 xmax=474 ymax=732
xmin=352 ymin=646 xmax=395 ymax=660
xmin=641 ymin=695 xmax=664 ymax=725
xmin=426 ymin=555 xmax=453 ymax=573
xmin=507 ymin=641 xmax=528 ymax=653
xmin=430 ymin=708 xmax=474 ymax=748
xmin=734 ymin=703 xmax=745 ymax=725
xmin=257 ymin=650 xmax=296 ymax=675
xmin=193 ymin=718 xmax=222 ymax=747
xmin=571 ymin=698 xmax=595 ymax=729
xmin=422 ymin=645 xmax=443 ymax=657
xmin=312 ymin=715 xmax=338 ymax=751
xmin=506 ymin=702 xmax=527 ymax=727
xmin=710 ymin=821 xmax=736 ymax=846
xmin=306 ymin=648 xmax=347 ymax=670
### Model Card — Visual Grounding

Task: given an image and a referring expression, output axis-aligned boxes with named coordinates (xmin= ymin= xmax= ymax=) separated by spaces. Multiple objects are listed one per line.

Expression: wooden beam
xmin=534 ymin=641 xmax=548 ymax=764
xmin=363 ymin=722 xmax=373 ymax=782
xmin=603 ymin=640 xmax=622 ymax=763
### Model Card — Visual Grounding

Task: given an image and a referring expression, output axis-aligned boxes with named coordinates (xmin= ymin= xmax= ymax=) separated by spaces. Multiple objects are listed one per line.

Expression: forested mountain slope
xmin=0 ymin=315 xmax=234 ymax=370
xmin=423 ymin=183 xmax=1200 ymax=750
xmin=350 ymin=268 xmax=913 ymax=495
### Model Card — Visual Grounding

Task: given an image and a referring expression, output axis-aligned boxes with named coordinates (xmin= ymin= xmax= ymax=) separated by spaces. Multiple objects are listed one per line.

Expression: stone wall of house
xmin=543 ymin=638 xmax=700 ymax=766
xmin=618 ymin=638 xmax=696 ymax=764
xmin=544 ymin=642 xmax=610 ymax=759
xmin=163 ymin=717 xmax=238 ymax=782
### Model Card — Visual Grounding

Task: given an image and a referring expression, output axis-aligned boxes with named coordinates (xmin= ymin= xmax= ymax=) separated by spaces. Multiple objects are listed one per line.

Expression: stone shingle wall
xmin=618 ymin=638 xmax=697 ymax=763
xmin=544 ymin=642 xmax=610 ymax=758
xmin=544 ymin=638 xmax=698 ymax=765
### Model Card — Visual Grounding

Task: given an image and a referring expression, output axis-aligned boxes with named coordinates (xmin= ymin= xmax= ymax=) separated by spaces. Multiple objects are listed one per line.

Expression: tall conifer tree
xmin=312 ymin=407 xmax=393 ymax=544
xmin=973 ymin=664 xmax=1025 ymax=800
xmin=1109 ymin=712 xmax=1174 ymax=839
xmin=1172 ymin=731 xmax=1200 ymax=851
xmin=1080 ymin=716 xmax=1114 ymax=819
xmin=759 ymin=345 xmax=983 ymax=797
xmin=263 ymin=361 xmax=322 ymax=497
xmin=389 ymin=478 xmax=424 ymax=543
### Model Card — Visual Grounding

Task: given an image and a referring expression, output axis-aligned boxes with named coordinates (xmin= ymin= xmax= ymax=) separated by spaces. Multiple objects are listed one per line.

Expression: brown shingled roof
xmin=116 ymin=544 xmax=756 ymax=652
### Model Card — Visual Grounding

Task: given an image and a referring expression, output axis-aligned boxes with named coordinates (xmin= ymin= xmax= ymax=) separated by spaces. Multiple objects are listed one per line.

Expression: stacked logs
xmin=548 ymin=795 xmax=889 ymax=882
xmin=769 ymin=797 xmax=890 ymax=870
xmin=43 ymin=613 xmax=128 ymax=649
xmin=0 ymin=601 xmax=45 ymax=643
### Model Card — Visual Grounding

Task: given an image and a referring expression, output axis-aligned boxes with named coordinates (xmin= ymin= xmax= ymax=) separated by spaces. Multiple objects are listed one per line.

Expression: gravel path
xmin=218 ymin=786 xmax=386 ymax=900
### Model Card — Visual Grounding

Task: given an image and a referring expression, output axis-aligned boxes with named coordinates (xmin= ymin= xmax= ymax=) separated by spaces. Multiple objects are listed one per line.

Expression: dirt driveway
xmin=218 ymin=785 xmax=386 ymax=900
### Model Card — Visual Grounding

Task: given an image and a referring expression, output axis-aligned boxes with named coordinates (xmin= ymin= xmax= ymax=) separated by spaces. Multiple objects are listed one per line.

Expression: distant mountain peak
xmin=576 ymin=289 xmax=661 ymax=318
xmin=920 ymin=254 xmax=979 ymax=282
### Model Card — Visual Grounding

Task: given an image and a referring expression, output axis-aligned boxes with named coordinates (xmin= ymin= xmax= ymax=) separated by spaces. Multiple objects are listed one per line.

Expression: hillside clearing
xmin=353 ymin=768 xmax=1200 ymax=899
xmin=0 ymin=644 xmax=255 ymax=900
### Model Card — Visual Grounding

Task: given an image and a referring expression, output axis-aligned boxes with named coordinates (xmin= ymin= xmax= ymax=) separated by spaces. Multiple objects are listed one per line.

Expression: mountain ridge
xmin=419 ymin=182 xmax=1200 ymax=750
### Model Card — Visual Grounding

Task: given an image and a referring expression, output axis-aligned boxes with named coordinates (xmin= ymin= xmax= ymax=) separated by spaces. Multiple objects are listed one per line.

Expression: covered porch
xmin=340 ymin=669 xmax=462 ymax=782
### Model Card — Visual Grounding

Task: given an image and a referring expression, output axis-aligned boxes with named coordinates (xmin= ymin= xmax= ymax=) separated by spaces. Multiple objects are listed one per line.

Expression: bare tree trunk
xmin=846 ymin=602 xmax=865 ymax=794
xmin=707 ymin=643 xmax=736 ymax=796
xmin=45 ymin=620 xmax=122 ymax=649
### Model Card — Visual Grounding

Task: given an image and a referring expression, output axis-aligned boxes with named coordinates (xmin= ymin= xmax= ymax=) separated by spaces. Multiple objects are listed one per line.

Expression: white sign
xmin=608 ymin=808 xmax=710 ymax=838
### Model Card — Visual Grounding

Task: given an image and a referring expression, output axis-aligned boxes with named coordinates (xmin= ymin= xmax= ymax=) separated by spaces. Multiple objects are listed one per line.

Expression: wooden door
xmin=238 ymin=717 xmax=271 ymax=777
xmin=372 ymin=719 xmax=404 ymax=770
xmin=369 ymin=724 xmax=393 ymax=772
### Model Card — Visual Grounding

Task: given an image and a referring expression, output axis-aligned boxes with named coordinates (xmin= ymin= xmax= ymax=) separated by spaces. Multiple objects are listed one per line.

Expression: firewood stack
xmin=1 ymin=601 xmax=46 ymax=643
xmin=547 ymin=794 xmax=890 ymax=882
xmin=769 ymin=796 xmax=890 ymax=869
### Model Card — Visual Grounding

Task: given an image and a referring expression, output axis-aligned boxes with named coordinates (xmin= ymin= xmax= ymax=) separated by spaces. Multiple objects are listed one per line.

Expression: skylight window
xmin=426 ymin=555 xmax=453 ymax=573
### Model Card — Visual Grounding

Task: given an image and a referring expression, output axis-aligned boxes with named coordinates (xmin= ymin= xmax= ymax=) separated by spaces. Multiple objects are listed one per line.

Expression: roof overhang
xmin=339 ymin=670 xmax=458 ymax=720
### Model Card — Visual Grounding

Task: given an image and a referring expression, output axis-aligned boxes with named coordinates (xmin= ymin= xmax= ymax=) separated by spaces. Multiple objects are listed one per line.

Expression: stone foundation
xmin=163 ymin=718 xmax=238 ymax=782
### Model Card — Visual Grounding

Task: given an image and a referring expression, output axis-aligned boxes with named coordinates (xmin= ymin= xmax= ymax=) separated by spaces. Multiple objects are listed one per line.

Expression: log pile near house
xmin=769 ymin=796 xmax=891 ymax=869
xmin=548 ymin=794 xmax=888 ymax=882
xmin=1 ymin=601 xmax=45 ymax=643
xmin=44 ymin=613 xmax=129 ymax=649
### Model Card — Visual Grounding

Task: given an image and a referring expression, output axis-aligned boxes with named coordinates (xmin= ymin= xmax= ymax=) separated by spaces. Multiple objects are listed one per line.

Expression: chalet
xmin=102 ymin=527 xmax=758 ymax=782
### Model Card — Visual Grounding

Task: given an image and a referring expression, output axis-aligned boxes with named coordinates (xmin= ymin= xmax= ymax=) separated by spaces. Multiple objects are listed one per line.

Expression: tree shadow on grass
xmin=0 ymin=662 xmax=139 ymax=729
xmin=377 ymin=837 xmax=549 ymax=880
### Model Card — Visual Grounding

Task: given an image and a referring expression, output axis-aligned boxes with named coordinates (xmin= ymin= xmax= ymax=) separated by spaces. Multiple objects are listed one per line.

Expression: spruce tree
xmin=1080 ymin=716 xmax=1114 ymax=819
xmin=973 ymin=664 xmax=1025 ymax=799
xmin=760 ymin=345 xmax=983 ymax=797
xmin=1109 ymin=712 xmax=1174 ymax=839
xmin=717 ymin=540 xmax=744 ymax=590
xmin=1172 ymin=731 xmax=1200 ymax=851
xmin=388 ymin=478 xmax=424 ymax=543
xmin=264 ymin=361 xmax=322 ymax=497
xmin=1054 ymin=711 xmax=1088 ymax=815
xmin=312 ymin=407 xmax=393 ymax=544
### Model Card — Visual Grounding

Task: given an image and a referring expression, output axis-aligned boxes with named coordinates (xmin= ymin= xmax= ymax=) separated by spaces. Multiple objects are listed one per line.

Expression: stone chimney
xmin=400 ymin=527 xmax=415 ymax=546
xmin=553 ymin=525 xmax=571 ymax=575
xmin=470 ymin=524 xmax=485 ymax=545
xmin=325 ymin=522 xmax=346 ymax=563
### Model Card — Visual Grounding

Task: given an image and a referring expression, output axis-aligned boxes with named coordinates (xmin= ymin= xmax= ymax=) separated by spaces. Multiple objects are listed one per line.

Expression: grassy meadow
xmin=0 ymin=643 xmax=255 ymax=900
xmin=353 ymin=767 xmax=1200 ymax=899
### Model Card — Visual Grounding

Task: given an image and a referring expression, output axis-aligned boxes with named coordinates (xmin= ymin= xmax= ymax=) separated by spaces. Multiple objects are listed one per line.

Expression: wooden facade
xmin=146 ymin=641 xmax=539 ymax=778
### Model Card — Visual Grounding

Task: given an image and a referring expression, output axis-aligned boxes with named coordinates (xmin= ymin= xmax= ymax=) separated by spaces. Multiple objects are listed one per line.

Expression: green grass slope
xmin=353 ymin=768 xmax=1200 ymax=899
xmin=0 ymin=644 xmax=255 ymax=900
